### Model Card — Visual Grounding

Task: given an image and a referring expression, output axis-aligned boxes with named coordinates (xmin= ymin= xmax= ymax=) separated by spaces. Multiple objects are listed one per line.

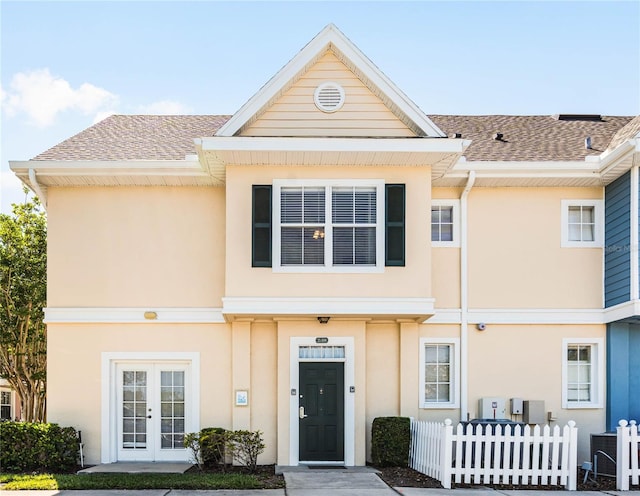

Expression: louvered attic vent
xmin=314 ymin=82 xmax=345 ymax=113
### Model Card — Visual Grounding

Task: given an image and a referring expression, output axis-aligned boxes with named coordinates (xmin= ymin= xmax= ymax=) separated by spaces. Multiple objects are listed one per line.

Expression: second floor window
xmin=277 ymin=182 xmax=380 ymax=270
xmin=252 ymin=181 xmax=404 ymax=270
xmin=431 ymin=206 xmax=453 ymax=242
xmin=561 ymin=200 xmax=603 ymax=248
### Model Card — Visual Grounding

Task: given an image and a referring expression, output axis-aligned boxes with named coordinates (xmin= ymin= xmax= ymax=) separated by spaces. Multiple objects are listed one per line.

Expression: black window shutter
xmin=385 ymin=184 xmax=405 ymax=266
xmin=252 ymin=185 xmax=272 ymax=267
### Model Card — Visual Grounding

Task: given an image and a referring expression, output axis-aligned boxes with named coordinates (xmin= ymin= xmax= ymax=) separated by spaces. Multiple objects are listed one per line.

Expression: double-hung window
xmin=273 ymin=180 xmax=384 ymax=272
xmin=562 ymin=338 xmax=604 ymax=408
xmin=419 ymin=338 xmax=460 ymax=408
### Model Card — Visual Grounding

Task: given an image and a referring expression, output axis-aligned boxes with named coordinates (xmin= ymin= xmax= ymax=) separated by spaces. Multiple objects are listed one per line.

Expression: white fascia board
xmin=222 ymin=296 xmax=435 ymax=320
xmin=215 ymin=24 xmax=445 ymax=138
xmin=441 ymin=160 xmax=603 ymax=184
xmin=10 ymin=159 xmax=206 ymax=176
xmin=44 ymin=307 xmax=225 ymax=324
xmin=201 ymin=136 xmax=469 ymax=154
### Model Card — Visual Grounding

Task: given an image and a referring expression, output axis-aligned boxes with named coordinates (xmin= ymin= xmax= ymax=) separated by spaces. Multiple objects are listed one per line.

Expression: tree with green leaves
xmin=0 ymin=191 xmax=47 ymax=421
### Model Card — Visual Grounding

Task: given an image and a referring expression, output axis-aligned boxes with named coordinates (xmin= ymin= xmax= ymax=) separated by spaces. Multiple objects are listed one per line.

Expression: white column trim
xmin=630 ymin=165 xmax=639 ymax=300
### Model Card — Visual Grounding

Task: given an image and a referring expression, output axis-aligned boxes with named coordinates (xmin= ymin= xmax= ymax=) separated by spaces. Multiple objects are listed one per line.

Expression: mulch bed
xmin=186 ymin=464 xmax=284 ymax=489
xmin=375 ymin=466 xmax=639 ymax=491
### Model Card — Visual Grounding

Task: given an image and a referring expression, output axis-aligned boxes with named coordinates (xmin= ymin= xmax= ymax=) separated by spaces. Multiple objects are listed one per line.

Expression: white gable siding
xmin=240 ymin=51 xmax=417 ymax=138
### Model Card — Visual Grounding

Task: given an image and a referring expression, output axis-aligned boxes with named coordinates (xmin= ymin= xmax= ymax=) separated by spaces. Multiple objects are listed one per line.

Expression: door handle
xmin=146 ymin=415 xmax=152 ymax=419
xmin=299 ymin=406 xmax=308 ymax=419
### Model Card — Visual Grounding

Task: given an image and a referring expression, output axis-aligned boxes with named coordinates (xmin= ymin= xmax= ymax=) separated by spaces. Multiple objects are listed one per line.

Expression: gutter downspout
xmin=28 ymin=168 xmax=47 ymax=211
xmin=460 ymin=170 xmax=476 ymax=422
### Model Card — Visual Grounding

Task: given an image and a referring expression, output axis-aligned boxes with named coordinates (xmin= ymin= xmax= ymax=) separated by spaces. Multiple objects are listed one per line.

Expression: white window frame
xmin=273 ymin=179 xmax=385 ymax=273
xmin=431 ymin=200 xmax=460 ymax=247
xmin=561 ymin=338 xmax=604 ymax=409
xmin=419 ymin=337 xmax=460 ymax=409
xmin=561 ymin=200 xmax=604 ymax=248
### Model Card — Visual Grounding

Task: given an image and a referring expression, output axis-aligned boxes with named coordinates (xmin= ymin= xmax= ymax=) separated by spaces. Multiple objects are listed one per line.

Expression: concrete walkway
xmin=283 ymin=469 xmax=396 ymax=495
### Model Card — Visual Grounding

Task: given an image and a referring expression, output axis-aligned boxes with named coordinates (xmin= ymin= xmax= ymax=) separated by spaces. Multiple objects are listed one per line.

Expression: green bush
xmin=0 ymin=421 xmax=79 ymax=473
xmin=225 ymin=430 xmax=265 ymax=473
xmin=370 ymin=416 xmax=411 ymax=467
xmin=200 ymin=427 xmax=227 ymax=468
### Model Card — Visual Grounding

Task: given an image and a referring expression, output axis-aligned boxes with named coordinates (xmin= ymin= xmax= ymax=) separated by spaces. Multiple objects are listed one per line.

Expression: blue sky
xmin=1 ymin=1 xmax=639 ymax=212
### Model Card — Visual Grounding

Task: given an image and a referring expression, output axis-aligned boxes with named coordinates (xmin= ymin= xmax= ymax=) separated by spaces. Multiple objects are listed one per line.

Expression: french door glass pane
xmin=122 ymin=370 xmax=147 ymax=449
xmin=160 ymin=371 xmax=185 ymax=449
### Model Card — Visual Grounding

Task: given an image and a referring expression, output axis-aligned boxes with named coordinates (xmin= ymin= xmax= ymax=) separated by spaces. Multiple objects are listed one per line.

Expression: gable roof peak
xmin=215 ymin=24 xmax=445 ymax=138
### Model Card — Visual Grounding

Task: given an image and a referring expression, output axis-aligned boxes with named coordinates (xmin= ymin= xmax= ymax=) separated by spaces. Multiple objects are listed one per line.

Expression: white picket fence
xmin=617 ymin=419 xmax=640 ymax=490
xmin=409 ymin=418 xmax=578 ymax=490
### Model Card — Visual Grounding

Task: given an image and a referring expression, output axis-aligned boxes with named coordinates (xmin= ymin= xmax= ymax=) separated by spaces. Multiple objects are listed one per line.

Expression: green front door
xmin=299 ymin=362 xmax=344 ymax=462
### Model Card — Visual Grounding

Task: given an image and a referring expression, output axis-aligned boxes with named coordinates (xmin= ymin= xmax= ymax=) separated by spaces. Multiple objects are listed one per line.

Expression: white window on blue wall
xmin=419 ymin=338 xmax=460 ymax=409
xmin=562 ymin=338 xmax=604 ymax=409
xmin=431 ymin=200 xmax=460 ymax=247
xmin=273 ymin=180 xmax=384 ymax=272
xmin=561 ymin=200 xmax=603 ymax=247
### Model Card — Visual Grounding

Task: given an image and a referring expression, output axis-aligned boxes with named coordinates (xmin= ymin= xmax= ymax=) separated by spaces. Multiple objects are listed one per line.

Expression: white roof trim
xmin=215 ymin=23 xmax=445 ymax=138
xmin=201 ymin=136 xmax=469 ymax=154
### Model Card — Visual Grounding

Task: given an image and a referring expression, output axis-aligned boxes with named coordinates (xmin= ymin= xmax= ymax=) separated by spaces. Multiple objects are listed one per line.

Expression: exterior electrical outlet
xmin=478 ymin=397 xmax=506 ymax=419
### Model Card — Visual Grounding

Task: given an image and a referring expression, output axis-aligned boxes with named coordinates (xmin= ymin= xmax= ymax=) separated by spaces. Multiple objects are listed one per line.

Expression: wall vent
xmin=314 ymin=82 xmax=345 ymax=113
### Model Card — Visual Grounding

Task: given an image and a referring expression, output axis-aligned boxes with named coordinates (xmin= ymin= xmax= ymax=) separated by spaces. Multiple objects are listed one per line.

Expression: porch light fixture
xmin=317 ymin=316 xmax=330 ymax=324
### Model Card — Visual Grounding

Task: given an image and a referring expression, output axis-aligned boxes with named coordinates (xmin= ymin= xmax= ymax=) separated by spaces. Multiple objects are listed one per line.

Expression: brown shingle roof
xmin=428 ymin=115 xmax=634 ymax=162
xmin=34 ymin=115 xmax=232 ymax=161
xmin=34 ymin=114 xmax=635 ymax=162
xmin=606 ymin=115 xmax=640 ymax=151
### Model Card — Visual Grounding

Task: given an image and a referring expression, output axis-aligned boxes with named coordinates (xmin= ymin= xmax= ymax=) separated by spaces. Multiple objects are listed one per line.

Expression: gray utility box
xmin=523 ymin=400 xmax=545 ymax=424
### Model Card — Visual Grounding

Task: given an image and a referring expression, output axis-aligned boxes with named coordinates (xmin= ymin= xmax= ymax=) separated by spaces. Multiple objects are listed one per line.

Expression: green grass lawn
xmin=0 ymin=471 xmax=284 ymax=490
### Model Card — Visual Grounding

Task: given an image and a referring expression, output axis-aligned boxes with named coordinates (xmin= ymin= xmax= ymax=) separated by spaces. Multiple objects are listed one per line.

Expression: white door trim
xmin=289 ymin=337 xmax=355 ymax=466
xmin=101 ymin=352 xmax=200 ymax=463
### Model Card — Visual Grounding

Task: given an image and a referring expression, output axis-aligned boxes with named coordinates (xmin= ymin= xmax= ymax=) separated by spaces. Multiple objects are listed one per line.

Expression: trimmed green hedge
xmin=0 ymin=421 xmax=79 ymax=473
xmin=371 ymin=416 xmax=411 ymax=467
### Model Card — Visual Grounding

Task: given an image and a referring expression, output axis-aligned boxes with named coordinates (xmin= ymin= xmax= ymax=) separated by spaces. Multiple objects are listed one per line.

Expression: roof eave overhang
xmin=435 ymin=139 xmax=640 ymax=187
xmin=221 ymin=296 xmax=435 ymax=324
xmin=198 ymin=136 xmax=471 ymax=181
xmin=8 ymin=158 xmax=222 ymax=188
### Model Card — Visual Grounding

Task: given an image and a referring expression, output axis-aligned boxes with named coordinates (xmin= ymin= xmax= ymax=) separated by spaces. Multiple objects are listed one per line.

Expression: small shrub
xmin=371 ymin=416 xmax=410 ymax=467
xmin=184 ymin=432 xmax=203 ymax=470
xmin=200 ymin=427 xmax=227 ymax=468
xmin=225 ymin=430 xmax=265 ymax=473
xmin=0 ymin=421 xmax=79 ymax=473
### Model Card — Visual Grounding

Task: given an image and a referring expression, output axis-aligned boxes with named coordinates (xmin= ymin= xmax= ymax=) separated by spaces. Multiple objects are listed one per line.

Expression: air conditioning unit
xmin=590 ymin=433 xmax=617 ymax=477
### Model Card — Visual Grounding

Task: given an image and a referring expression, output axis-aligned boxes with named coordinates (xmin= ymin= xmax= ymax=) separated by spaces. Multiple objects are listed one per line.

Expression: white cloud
xmin=137 ymin=100 xmax=192 ymax=115
xmin=2 ymin=69 xmax=118 ymax=127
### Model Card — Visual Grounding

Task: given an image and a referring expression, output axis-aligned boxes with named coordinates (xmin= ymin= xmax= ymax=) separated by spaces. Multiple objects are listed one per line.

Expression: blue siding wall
xmin=605 ymin=171 xmax=631 ymax=307
xmin=607 ymin=322 xmax=640 ymax=429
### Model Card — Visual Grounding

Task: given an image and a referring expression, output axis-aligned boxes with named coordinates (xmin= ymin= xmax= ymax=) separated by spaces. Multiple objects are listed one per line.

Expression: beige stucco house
xmin=10 ymin=24 xmax=640 ymax=467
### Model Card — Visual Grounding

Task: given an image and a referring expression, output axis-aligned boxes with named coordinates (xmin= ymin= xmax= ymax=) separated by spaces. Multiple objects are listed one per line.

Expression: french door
xmin=116 ymin=363 xmax=190 ymax=461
